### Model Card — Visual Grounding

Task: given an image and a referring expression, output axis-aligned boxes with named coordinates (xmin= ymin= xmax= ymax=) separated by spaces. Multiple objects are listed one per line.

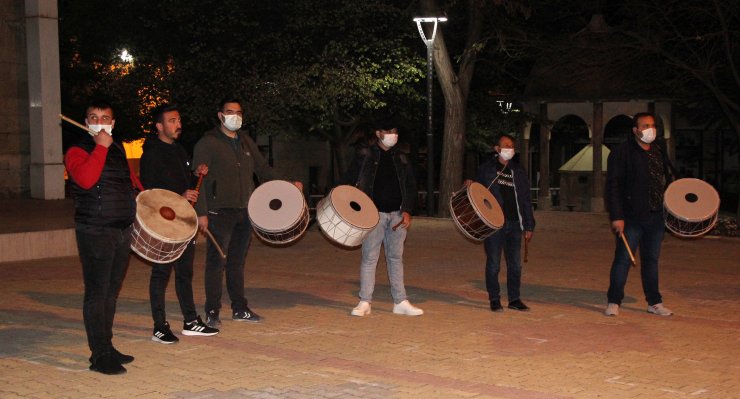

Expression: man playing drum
xmin=604 ymin=112 xmax=675 ymax=317
xmin=64 ymin=99 xmax=142 ymax=375
xmin=192 ymin=98 xmax=302 ymax=328
xmin=140 ymin=103 xmax=219 ymax=344
xmin=473 ymin=134 xmax=535 ymax=313
xmin=343 ymin=117 xmax=423 ymax=317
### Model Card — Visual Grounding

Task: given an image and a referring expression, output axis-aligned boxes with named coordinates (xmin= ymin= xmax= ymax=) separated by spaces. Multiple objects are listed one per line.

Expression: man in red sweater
xmin=64 ymin=99 xmax=142 ymax=375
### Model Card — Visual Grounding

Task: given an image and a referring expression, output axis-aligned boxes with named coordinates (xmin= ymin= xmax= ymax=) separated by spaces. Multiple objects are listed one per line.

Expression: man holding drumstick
xmin=64 ymin=99 xmax=141 ymax=375
xmin=473 ymin=134 xmax=535 ymax=313
xmin=604 ymin=112 xmax=675 ymax=317
xmin=140 ymin=103 xmax=218 ymax=344
xmin=343 ymin=117 xmax=423 ymax=317
xmin=193 ymin=98 xmax=302 ymax=328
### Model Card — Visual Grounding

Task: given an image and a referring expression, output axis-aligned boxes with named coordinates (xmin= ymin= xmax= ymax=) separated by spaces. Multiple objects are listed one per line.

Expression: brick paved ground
xmin=0 ymin=212 xmax=738 ymax=398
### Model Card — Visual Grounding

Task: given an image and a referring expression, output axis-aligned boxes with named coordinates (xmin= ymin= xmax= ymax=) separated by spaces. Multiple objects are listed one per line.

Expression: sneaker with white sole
xmin=182 ymin=316 xmax=219 ymax=336
xmin=232 ymin=308 xmax=262 ymax=323
xmin=152 ymin=322 xmax=179 ymax=344
xmin=647 ymin=303 xmax=673 ymax=316
xmin=205 ymin=310 xmax=221 ymax=328
xmin=392 ymin=300 xmax=424 ymax=316
xmin=351 ymin=301 xmax=371 ymax=317
xmin=604 ymin=303 xmax=619 ymax=316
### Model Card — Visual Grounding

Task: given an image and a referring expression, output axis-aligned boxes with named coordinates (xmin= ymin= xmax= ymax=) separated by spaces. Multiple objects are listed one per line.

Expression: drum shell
xmin=247 ymin=180 xmax=309 ymax=245
xmin=316 ymin=185 xmax=379 ymax=247
xmin=449 ymin=182 xmax=504 ymax=241
xmin=131 ymin=189 xmax=198 ymax=264
xmin=663 ymin=178 xmax=720 ymax=237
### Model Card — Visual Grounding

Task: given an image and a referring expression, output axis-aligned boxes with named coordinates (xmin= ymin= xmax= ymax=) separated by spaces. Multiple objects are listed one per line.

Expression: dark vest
xmin=69 ymin=139 xmax=136 ymax=228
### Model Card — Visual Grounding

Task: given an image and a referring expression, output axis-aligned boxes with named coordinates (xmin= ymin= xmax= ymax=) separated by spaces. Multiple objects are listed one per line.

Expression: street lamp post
xmin=413 ymin=17 xmax=446 ymax=216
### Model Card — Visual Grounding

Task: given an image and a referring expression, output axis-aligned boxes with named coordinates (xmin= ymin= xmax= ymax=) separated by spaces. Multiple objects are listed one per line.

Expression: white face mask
xmin=380 ymin=133 xmax=398 ymax=148
xmin=88 ymin=124 xmax=114 ymax=136
xmin=499 ymin=148 xmax=515 ymax=161
xmin=639 ymin=127 xmax=656 ymax=144
xmin=222 ymin=114 xmax=242 ymax=131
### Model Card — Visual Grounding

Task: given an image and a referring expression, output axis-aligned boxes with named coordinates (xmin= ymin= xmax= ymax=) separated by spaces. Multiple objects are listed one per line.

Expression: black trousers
xmin=149 ymin=241 xmax=198 ymax=327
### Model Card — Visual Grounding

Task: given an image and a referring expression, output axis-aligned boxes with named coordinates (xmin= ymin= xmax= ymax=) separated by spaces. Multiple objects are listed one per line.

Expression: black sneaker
xmin=508 ymin=299 xmax=530 ymax=311
xmin=152 ymin=322 xmax=179 ymax=344
xmin=206 ymin=310 xmax=221 ymax=329
xmin=89 ymin=353 xmax=126 ymax=375
xmin=490 ymin=299 xmax=504 ymax=312
xmin=112 ymin=348 xmax=134 ymax=364
xmin=182 ymin=316 xmax=219 ymax=336
xmin=232 ymin=308 xmax=262 ymax=323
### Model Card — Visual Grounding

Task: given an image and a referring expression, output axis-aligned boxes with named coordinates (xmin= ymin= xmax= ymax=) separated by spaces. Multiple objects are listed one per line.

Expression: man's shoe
xmin=89 ymin=353 xmax=126 ymax=375
xmin=490 ymin=300 xmax=504 ymax=312
xmin=351 ymin=301 xmax=371 ymax=317
xmin=233 ymin=308 xmax=262 ymax=323
xmin=112 ymin=348 xmax=134 ymax=364
xmin=182 ymin=316 xmax=219 ymax=336
xmin=206 ymin=310 xmax=221 ymax=328
xmin=647 ymin=303 xmax=673 ymax=316
xmin=507 ymin=299 xmax=530 ymax=311
xmin=152 ymin=322 xmax=179 ymax=344
xmin=604 ymin=303 xmax=620 ymax=316
xmin=392 ymin=300 xmax=424 ymax=316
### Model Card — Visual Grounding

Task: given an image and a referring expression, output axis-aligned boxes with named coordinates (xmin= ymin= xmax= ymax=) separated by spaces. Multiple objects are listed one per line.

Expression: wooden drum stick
xmin=60 ymin=114 xmax=98 ymax=137
xmin=188 ymin=169 xmax=226 ymax=259
xmin=620 ymin=231 xmax=637 ymax=268
xmin=392 ymin=220 xmax=404 ymax=231
xmin=524 ymin=236 xmax=529 ymax=263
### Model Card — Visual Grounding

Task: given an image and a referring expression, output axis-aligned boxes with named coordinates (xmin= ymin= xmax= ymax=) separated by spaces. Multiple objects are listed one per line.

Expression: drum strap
xmin=486 ymin=164 xmax=509 ymax=190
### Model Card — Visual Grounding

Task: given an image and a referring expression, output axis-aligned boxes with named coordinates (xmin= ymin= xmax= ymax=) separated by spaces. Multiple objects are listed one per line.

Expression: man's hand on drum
xmin=194 ymin=164 xmax=208 ymax=177
xmin=611 ymin=220 xmax=624 ymax=235
xmin=463 ymin=179 xmax=473 ymax=187
xmin=198 ymin=215 xmax=208 ymax=233
xmin=293 ymin=181 xmax=303 ymax=192
xmin=182 ymin=189 xmax=199 ymax=203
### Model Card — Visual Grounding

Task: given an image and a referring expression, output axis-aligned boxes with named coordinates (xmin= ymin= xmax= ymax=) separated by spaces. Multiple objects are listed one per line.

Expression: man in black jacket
xmin=604 ymin=112 xmax=675 ymax=317
xmin=140 ymin=103 xmax=219 ymax=343
xmin=343 ymin=118 xmax=423 ymax=317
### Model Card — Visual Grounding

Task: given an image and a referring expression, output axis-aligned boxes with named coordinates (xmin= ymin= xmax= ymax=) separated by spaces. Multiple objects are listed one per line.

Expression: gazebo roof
xmin=559 ymin=144 xmax=610 ymax=172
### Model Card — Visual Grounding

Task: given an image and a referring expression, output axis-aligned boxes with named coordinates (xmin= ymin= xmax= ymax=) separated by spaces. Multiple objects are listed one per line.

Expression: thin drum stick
xmin=204 ymin=228 xmax=227 ymax=259
xmin=524 ymin=236 xmax=529 ymax=263
xmin=60 ymin=114 xmax=98 ymax=137
xmin=620 ymin=231 xmax=636 ymax=267
xmin=189 ymin=174 xmax=205 ymax=206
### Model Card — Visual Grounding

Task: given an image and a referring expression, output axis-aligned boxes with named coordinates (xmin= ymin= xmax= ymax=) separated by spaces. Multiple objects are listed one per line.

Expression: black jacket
xmin=342 ymin=145 xmax=416 ymax=214
xmin=475 ymin=154 xmax=536 ymax=231
xmin=139 ymin=136 xmax=195 ymax=194
xmin=605 ymin=137 xmax=675 ymax=222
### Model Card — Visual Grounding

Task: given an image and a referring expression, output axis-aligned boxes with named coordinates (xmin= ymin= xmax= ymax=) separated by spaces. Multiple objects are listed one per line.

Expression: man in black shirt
xmin=343 ymin=118 xmax=422 ymax=317
xmin=140 ymin=103 xmax=219 ymax=343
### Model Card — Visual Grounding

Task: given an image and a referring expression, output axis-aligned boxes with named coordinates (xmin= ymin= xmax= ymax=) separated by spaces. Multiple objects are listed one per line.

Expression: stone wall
xmin=0 ymin=2 xmax=29 ymax=197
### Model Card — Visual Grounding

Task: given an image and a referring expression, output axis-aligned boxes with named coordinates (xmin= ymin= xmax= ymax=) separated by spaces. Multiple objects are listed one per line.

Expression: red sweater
xmin=65 ymin=144 xmax=143 ymax=191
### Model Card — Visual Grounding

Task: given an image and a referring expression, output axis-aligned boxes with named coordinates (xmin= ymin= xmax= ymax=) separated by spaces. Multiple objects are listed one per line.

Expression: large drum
xmin=664 ymin=178 xmax=720 ymax=237
xmin=248 ymin=180 xmax=309 ymax=245
xmin=131 ymin=189 xmax=198 ymax=264
xmin=449 ymin=182 xmax=504 ymax=241
xmin=316 ymin=185 xmax=379 ymax=247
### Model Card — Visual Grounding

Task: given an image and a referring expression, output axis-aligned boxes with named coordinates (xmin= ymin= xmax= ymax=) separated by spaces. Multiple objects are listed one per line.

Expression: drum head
xmin=248 ymin=180 xmax=305 ymax=232
xmin=328 ymin=185 xmax=379 ymax=229
xmin=468 ymin=182 xmax=504 ymax=229
xmin=136 ymin=189 xmax=197 ymax=242
xmin=664 ymin=178 xmax=720 ymax=222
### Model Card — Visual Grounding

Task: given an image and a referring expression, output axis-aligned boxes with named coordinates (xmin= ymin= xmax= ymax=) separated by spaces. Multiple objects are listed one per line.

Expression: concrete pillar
xmin=537 ymin=103 xmax=550 ymax=210
xmin=591 ymin=102 xmax=605 ymax=212
xmin=26 ymin=0 xmax=64 ymax=199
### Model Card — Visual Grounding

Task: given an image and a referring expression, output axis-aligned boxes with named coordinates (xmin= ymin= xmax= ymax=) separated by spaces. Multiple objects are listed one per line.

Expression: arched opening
xmin=550 ymin=115 xmax=589 ymax=192
xmin=604 ymin=114 xmax=632 ymax=149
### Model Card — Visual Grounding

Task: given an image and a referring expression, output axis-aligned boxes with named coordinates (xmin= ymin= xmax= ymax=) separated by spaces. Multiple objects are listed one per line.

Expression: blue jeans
xmin=204 ymin=208 xmax=252 ymax=315
xmin=607 ymin=212 xmax=665 ymax=306
xmin=483 ymin=220 xmax=523 ymax=302
xmin=76 ymin=224 xmax=132 ymax=360
xmin=359 ymin=211 xmax=408 ymax=304
xmin=149 ymin=241 xmax=197 ymax=327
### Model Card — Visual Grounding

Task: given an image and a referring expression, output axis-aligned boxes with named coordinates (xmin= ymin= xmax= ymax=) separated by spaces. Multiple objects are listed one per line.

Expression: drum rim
xmin=252 ymin=205 xmax=310 ymax=244
xmin=466 ymin=182 xmax=504 ymax=229
xmin=324 ymin=185 xmax=379 ymax=230
xmin=664 ymin=178 xmax=720 ymax=222
xmin=248 ymin=180 xmax=308 ymax=230
xmin=135 ymin=189 xmax=198 ymax=242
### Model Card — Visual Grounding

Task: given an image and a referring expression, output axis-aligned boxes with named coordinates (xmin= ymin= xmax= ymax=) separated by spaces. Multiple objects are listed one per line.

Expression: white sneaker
xmin=392 ymin=300 xmax=424 ymax=316
xmin=604 ymin=303 xmax=619 ymax=316
xmin=647 ymin=303 xmax=673 ymax=316
xmin=351 ymin=301 xmax=371 ymax=316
